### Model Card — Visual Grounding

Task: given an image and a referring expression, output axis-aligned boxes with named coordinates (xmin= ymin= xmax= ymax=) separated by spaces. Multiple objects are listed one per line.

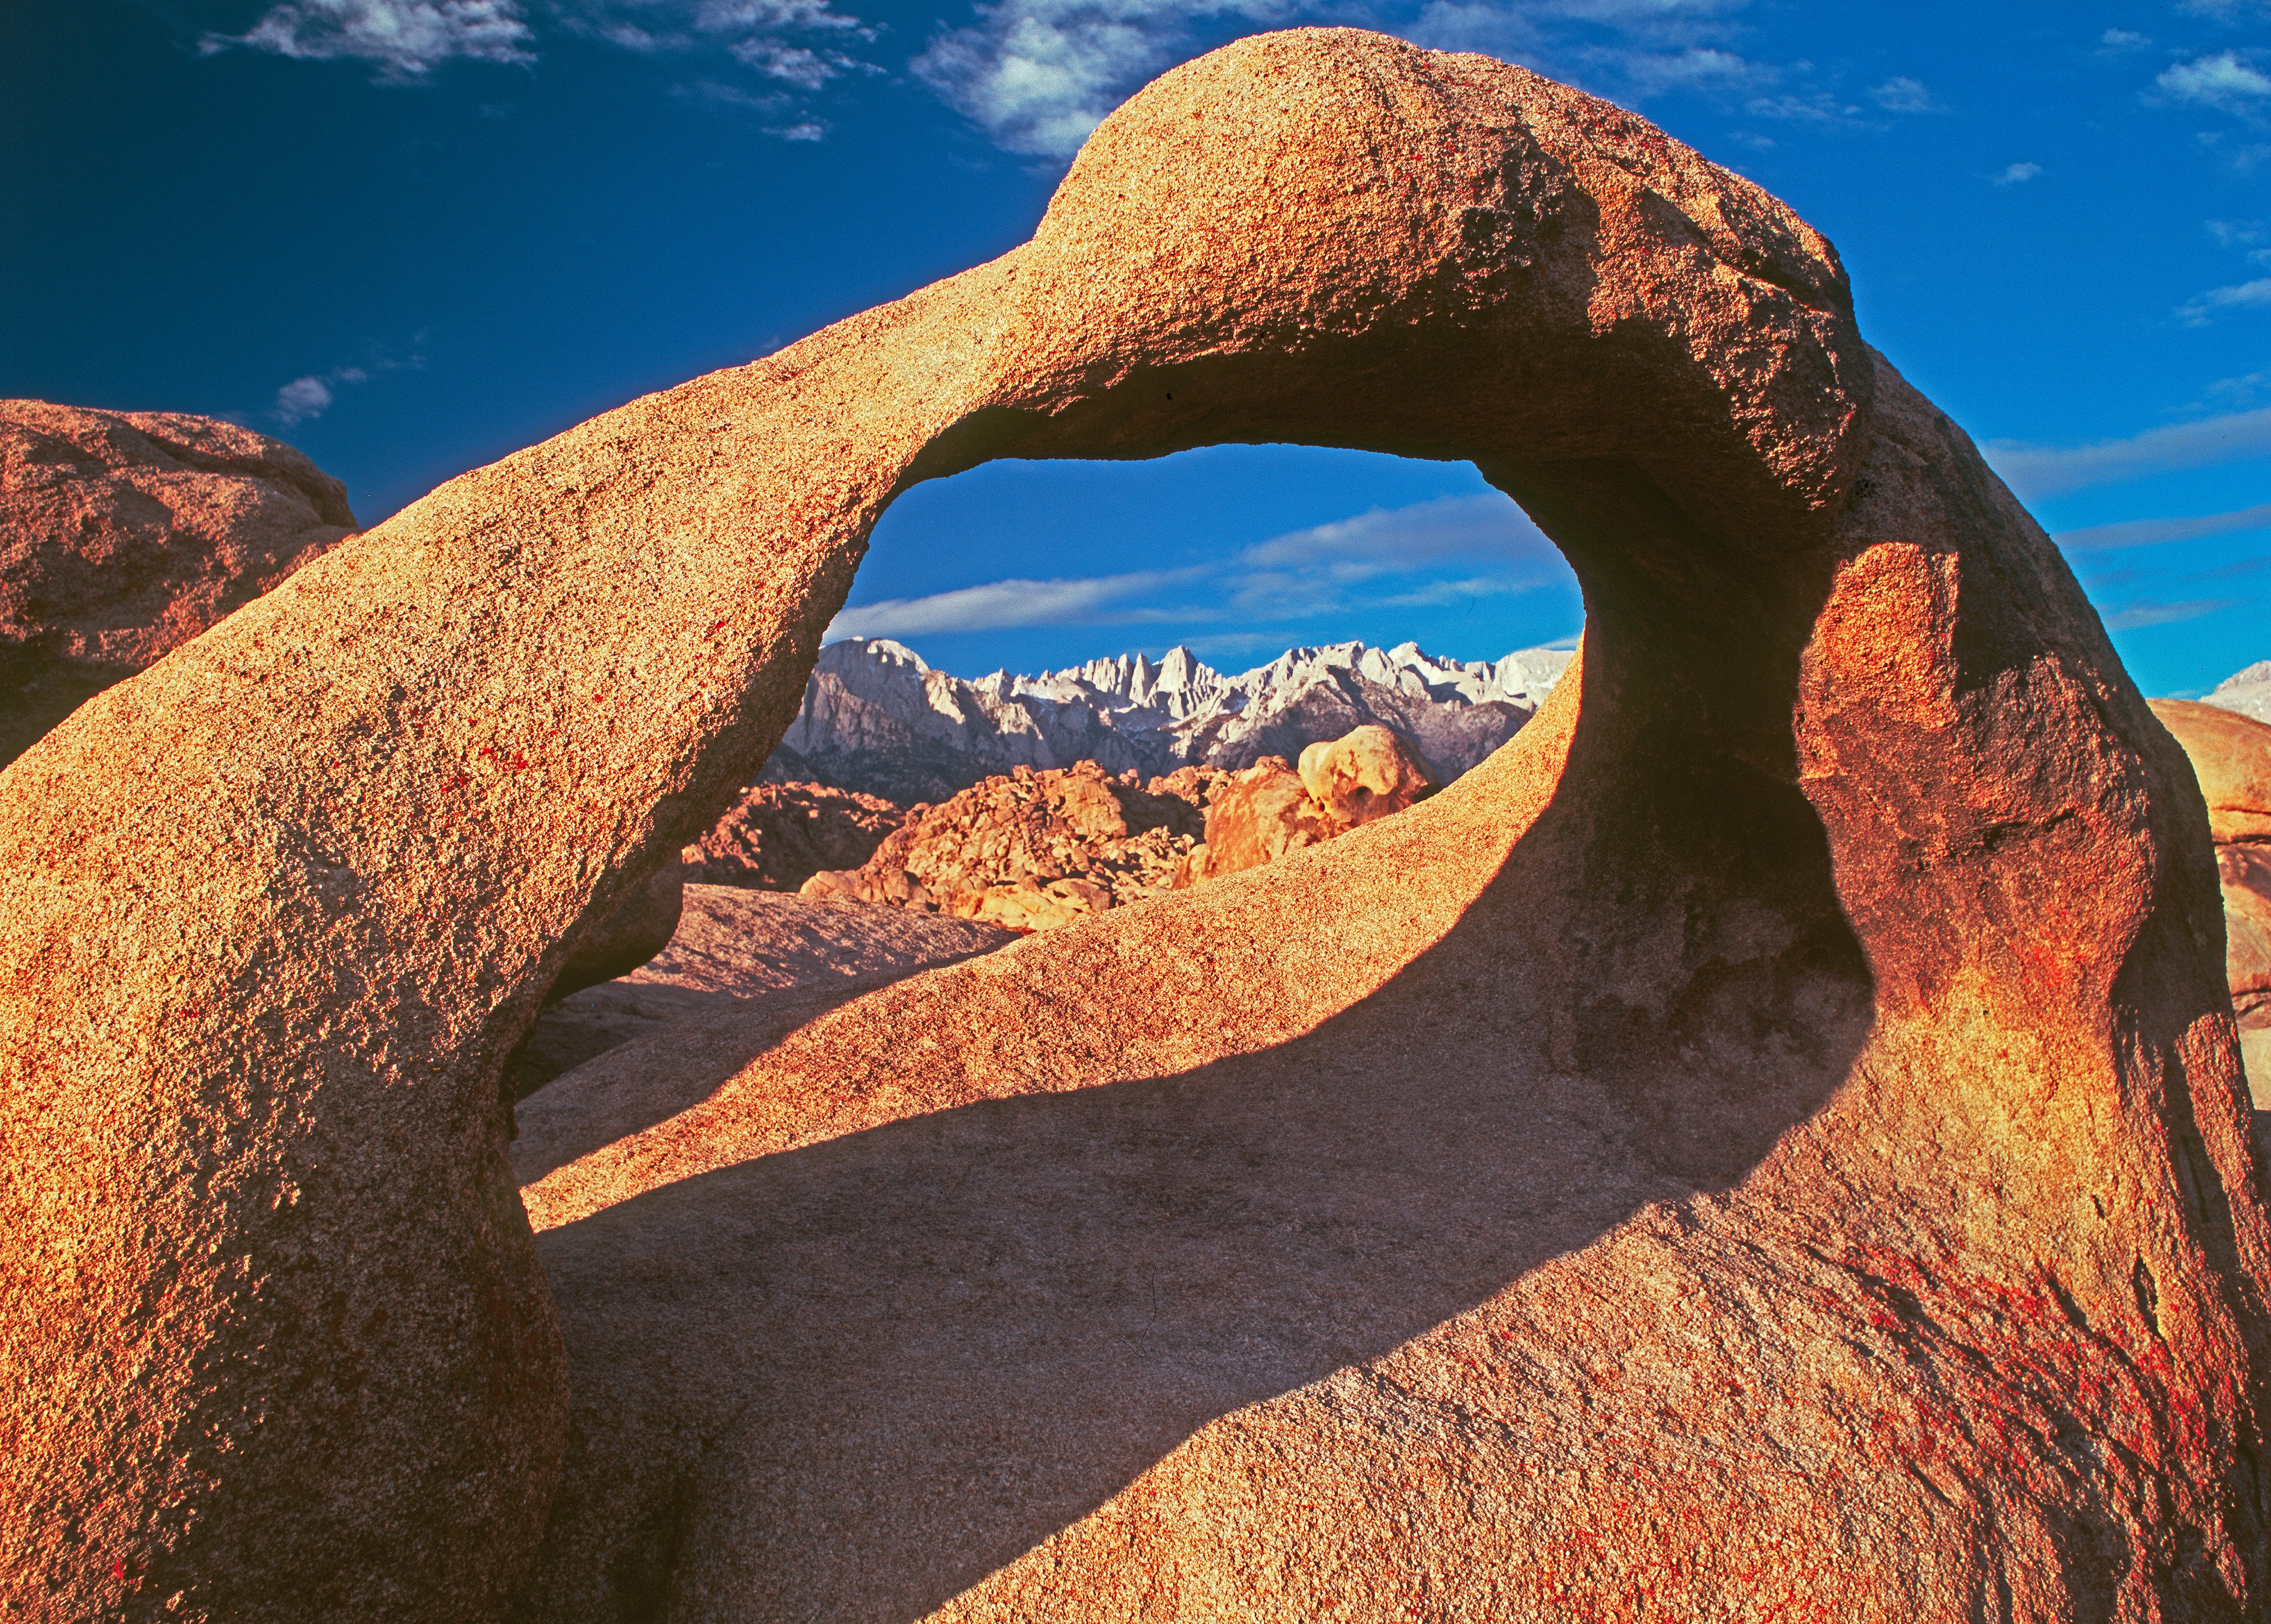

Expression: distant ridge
xmin=764 ymin=636 xmax=1573 ymax=804
xmin=2204 ymin=661 xmax=2271 ymax=726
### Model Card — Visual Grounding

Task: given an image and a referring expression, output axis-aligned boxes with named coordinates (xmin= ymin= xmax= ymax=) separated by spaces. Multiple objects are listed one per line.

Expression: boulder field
xmin=685 ymin=777 xmax=907 ymax=891
xmin=799 ymin=758 xmax=1215 ymax=929
xmin=795 ymin=726 xmax=1439 ymax=928
xmin=4 ymin=27 xmax=2268 ymax=1624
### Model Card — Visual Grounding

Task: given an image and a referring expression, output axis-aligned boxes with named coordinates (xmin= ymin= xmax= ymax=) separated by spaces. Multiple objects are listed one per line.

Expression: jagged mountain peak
xmin=778 ymin=635 xmax=1572 ymax=804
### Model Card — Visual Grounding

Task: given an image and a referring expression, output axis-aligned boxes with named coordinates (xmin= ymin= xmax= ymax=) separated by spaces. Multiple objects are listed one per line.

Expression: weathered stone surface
xmin=2155 ymin=698 xmax=2271 ymax=1028
xmin=685 ymin=778 xmax=904 ymax=891
xmin=5 ymin=27 xmax=2265 ymax=1624
xmin=0 ymin=400 xmax=355 ymax=766
xmin=1193 ymin=754 xmax=1329 ymax=878
xmin=545 ymin=850 xmax=687 ymax=1005
xmin=509 ymin=884 xmax=1014 ymax=1112
xmin=1297 ymin=722 xmax=1435 ymax=832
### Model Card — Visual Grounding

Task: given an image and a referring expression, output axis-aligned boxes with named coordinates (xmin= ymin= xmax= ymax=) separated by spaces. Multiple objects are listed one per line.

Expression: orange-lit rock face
xmin=2155 ymin=698 xmax=2271 ymax=1028
xmin=1298 ymin=722 xmax=1436 ymax=831
xmin=0 ymin=400 xmax=355 ymax=766
xmin=3 ymin=29 xmax=2264 ymax=1624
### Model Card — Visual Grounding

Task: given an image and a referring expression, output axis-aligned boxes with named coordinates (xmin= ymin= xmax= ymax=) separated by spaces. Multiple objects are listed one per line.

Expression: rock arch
xmin=3 ymin=27 xmax=2264 ymax=1622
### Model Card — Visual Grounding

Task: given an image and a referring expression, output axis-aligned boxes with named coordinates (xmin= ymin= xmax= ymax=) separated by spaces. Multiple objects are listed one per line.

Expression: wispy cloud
xmin=268 ymin=347 xmax=426 ymax=427
xmin=675 ymin=76 xmax=839 ymax=134
xmin=2104 ymin=597 xmax=2238 ymax=630
xmin=274 ymin=372 xmax=355 ymax=425
xmin=1992 ymin=160 xmax=2042 ymax=185
xmin=2203 ymin=368 xmax=2271 ymax=407
xmin=2054 ymin=502 xmax=2271 ymax=551
xmin=562 ymin=0 xmax=872 ymax=86
xmin=828 ymin=491 xmax=1565 ymax=638
xmin=2178 ymin=277 xmax=2271 ymax=323
xmin=1870 ymin=75 xmax=1937 ymax=113
xmin=911 ymin=0 xmax=1833 ymax=160
xmin=1984 ymin=405 xmax=2271 ymax=498
xmin=913 ymin=0 xmax=1301 ymax=160
xmin=204 ymin=0 xmax=534 ymax=79
xmin=2157 ymin=50 xmax=2271 ymax=115
xmin=1237 ymin=493 xmax=1557 ymax=572
xmin=827 ymin=568 xmax=1203 ymax=638
xmin=209 ymin=0 xmax=868 ymax=128
xmin=1617 ymin=47 xmax=1775 ymax=98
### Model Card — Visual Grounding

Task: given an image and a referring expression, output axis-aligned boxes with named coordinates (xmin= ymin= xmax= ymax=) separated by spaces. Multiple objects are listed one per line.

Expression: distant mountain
xmin=2204 ymin=661 xmax=2271 ymax=726
xmin=762 ymin=636 xmax=1573 ymax=804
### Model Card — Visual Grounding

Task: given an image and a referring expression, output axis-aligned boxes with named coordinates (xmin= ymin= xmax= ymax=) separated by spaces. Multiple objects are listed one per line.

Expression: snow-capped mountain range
xmin=765 ymin=636 xmax=1573 ymax=804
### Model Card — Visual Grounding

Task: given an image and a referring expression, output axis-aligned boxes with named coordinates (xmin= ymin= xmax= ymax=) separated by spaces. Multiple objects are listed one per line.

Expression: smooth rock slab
xmin=509 ymin=886 xmax=1014 ymax=1114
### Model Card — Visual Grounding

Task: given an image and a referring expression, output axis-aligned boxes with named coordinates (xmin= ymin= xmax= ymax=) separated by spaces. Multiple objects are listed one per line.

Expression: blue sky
xmin=4 ymin=2 xmax=2267 ymax=689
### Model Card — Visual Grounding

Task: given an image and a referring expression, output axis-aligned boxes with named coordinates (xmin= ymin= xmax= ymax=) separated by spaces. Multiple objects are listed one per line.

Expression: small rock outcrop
xmin=2154 ymin=698 xmax=2271 ymax=1030
xmin=0 ymin=400 xmax=355 ymax=766
xmin=802 ymin=759 xmax=1216 ymax=931
xmin=1188 ymin=755 xmax=1329 ymax=879
xmin=1298 ymin=723 xmax=1436 ymax=832
xmin=685 ymin=779 xmax=904 ymax=891
xmin=1182 ymin=724 xmax=1437 ymax=881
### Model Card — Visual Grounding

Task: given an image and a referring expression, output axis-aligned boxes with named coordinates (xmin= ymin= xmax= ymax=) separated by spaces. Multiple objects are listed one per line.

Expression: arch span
xmin=2 ymin=27 xmax=2263 ymax=1622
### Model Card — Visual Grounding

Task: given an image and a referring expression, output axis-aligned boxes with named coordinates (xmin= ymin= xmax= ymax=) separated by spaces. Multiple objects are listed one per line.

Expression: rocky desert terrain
xmin=8 ymin=27 xmax=2271 ymax=1624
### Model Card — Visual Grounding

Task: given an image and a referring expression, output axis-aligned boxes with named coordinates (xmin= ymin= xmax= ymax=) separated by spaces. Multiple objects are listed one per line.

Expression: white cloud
xmin=208 ymin=0 xmax=534 ymax=79
xmin=2178 ymin=277 xmax=2271 ymax=323
xmin=1992 ymin=160 xmax=2042 ymax=185
xmin=827 ymin=493 xmax=1568 ymax=638
xmin=1236 ymin=493 xmax=1555 ymax=572
xmin=2104 ymin=597 xmax=2237 ymax=630
xmin=2204 ymin=368 xmax=2271 ymax=407
xmin=215 ymin=0 xmax=868 ymax=117
xmin=273 ymin=376 xmax=337 ymax=426
xmin=267 ymin=350 xmax=421 ymax=428
xmin=2101 ymin=28 xmax=2150 ymax=50
xmin=914 ymin=0 xmax=1299 ymax=159
xmin=2053 ymin=502 xmax=2271 ymax=551
xmin=827 ymin=568 xmax=1201 ymax=638
xmin=1618 ymin=47 xmax=1774 ymax=96
xmin=2157 ymin=51 xmax=2271 ymax=115
xmin=1744 ymin=90 xmax=1860 ymax=123
xmin=913 ymin=0 xmax=1802 ymax=157
xmin=1406 ymin=0 xmax=1548 ymax=60
xmin=1380 ymin=575 xmax=1539 ymax=607
xmin=1984 ymin=405 xmax=2271 ymax=498
xmin=1871 ymin=75 xmax=1936 ymax=113
xmin=679 ymin=76 xmax=792 ymax=110
xmin=2206 ymin=218 xmax=2266 ymax=247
